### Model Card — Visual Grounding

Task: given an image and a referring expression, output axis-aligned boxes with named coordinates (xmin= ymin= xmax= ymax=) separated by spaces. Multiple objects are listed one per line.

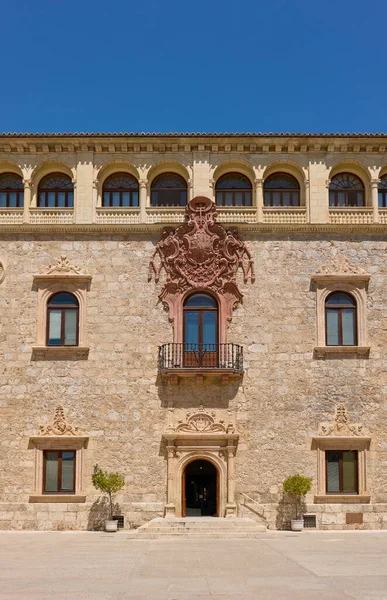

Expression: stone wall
xmin=1 ymin=233 xmax=387 ymax=529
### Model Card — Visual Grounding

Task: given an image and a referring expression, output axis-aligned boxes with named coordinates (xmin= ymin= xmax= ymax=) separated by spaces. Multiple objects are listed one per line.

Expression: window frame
xmin=329 ymin=172 xmax=365 ymax=208
xmin=43 ymin=449 xmax=76 ymax=495
xmin=102 ymin=172 xmax=139 ymax=208
xmin=0 ymin=172 xmax=24 ymax=208
xmin=150 ymin=172 xmax=187 ymax=207
xmin=378 ymin=175 xmax=387 ymax=208
xmin=46 ymin=292 xmax=79 ymax=347
xmin=263 ymin=172 xmax=301 ymax=207
xmin=325 ymin=291 xmax=357 ymax=347
xmin=215 ymin=172 xmax=253 ymax=207
xmin=38 ymin=172 xmax=74 ymax=209
xmin=325 ymin=449 xmax=358 ymax=495
xmin=183 ymin=293 xmax=219 ymax=347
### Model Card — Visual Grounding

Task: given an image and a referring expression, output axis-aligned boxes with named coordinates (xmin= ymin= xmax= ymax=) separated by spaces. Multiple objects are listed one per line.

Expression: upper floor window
xmin=151 ymin=173 xmax=187 ymax=207
xmin=183 ymin=293 xmax=218 ymax=367
xmin=0 ymin=173 xmax=24 ymax=208
xmin=329 ymin=173 xmax=365 ymax=207
xmin=378 ymin=175 xmax=387 ymax=208
xmin=38 ymin=173 xmax=74 ymax=208
xmin=264 ymin=173 xmax=300 ymax=207
xmin=102 ymin=172 xmax=139 ymax=207
xmin=47 ymin=292 xmax=79 ymax=346
xmin=325 ymin=291 xmax=357 ymax=346
xmin=215 ymin=173 xmax=252 ymax=207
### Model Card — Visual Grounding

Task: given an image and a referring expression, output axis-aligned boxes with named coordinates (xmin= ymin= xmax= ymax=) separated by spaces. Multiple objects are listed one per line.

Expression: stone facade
xmin=1 ymin=132 xmax=387 ymax=530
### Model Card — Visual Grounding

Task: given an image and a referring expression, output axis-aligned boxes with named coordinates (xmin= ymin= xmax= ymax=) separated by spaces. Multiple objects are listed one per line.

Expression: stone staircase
xmin=128 ymin=517 xmax=267 ymax=539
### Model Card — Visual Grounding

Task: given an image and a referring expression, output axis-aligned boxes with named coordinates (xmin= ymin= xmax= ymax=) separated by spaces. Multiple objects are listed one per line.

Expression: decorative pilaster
xmin=139 ymin=179 xmax=147 ymax=223
xmin=225 ymin=445 xmax=237 ymax=517
xmin=371 ymin=179 xmax=379 ymax=223
xmin=165 ymin=444 xmax=176 ymax=518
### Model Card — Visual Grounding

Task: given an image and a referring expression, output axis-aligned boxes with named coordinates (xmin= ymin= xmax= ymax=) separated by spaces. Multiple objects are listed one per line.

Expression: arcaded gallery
xmin=0 ymin=131 xmax=386 ymax=532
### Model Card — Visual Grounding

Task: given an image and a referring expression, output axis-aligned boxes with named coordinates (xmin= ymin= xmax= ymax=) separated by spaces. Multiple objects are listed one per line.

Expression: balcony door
xmin=183 ymin=293 xmax=218 ymax=367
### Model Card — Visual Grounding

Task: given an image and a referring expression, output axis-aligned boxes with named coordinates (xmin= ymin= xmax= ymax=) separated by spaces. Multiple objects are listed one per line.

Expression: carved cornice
xmin=318 ymin=404 xmax=366 ymax=437
xmin=38 ymin=405 xmax=82 ymax=436
xmin=312 ymin=254 xmax=371 ymax=284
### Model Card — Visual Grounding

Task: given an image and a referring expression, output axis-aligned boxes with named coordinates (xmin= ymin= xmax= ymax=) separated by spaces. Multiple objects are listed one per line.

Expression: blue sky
xmin=1 ymin=0 xmax=387 ymax=133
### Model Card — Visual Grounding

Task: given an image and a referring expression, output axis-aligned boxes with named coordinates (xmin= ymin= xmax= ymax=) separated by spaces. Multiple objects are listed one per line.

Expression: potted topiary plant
xmin=283 ymin=474 xmax=312 ymax=531
xmin=92 ymin=464 xmax=125 ymax=532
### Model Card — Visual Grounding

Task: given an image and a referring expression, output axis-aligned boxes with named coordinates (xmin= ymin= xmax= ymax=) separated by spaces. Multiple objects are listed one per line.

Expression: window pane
xmin=0 ymin=192 xmax=6 ymax=207
xmin=342 ymin=309 xmax=355 ymax=345
xmin=326 ymin=310 xmax=339 ymax=345
xmin=132 ymin=191 xmax=139 ymax=207
xmin=273 ymin=192 xmax=280 ymax=206
xmin=9 ymin=192 xmax=17 ymax=207
xmin=342 ymin=451 xmax=357 ymax=493
xmin=235 ymin=192 xmax=243 ymax=206
xmin=67 ymin=192 xmax=74 ymax=208
xmin=64 ymin=310 xmax=77 ymax=345
xmin=245 ymin=191 xmax=252 ymax=206
xmin=379 ymin=192 xmax=384 ymax=208
xmin=45 ymin=451 xmax=59 ymax=492
xmin=185 ymin=312 xmax=199 ymax=346
xmin=327 ymin=451 xmax=340 ymax=493
xmin=112 ymin=192 xmax=120 ymax=207
xmin=180 ymin=191 xmax=187 ymax=206
xmin=185 ymin=294 xmax=217 ymax=307
xmin=48 ymin=310 xmax=62 ymax=345
xmin=103 ymin=192 xmax=110 ymax=206
xmin=264 ymin=191 xmax=270 ymax=206
xmin=58 ymin=192 xmax=65 ymax=208
xmin=39 ymin=192 xmax=46 ymax=207
xmin=18 ymin=192 xmax=24 ymax=208
xmin=122 ymin=192 xmax=130 ymax=207
xmin=282 ymin=192 xmax=290 ymax=206
xmin=225 ymin=192 xmax=233 ymax=207
xmin=202 ymin=312 xmax=217 ymax=346
xmin=61 ymin=452 xmax=75 ymax=491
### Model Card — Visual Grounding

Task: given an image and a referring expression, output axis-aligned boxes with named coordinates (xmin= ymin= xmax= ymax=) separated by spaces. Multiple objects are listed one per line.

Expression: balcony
xmin=158 ymin=343 xmax=244 ymax=384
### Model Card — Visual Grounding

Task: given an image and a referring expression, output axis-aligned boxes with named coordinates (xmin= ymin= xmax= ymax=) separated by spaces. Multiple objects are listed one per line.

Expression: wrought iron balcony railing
xmin=158 ymin=343 xmax=244 ymax=373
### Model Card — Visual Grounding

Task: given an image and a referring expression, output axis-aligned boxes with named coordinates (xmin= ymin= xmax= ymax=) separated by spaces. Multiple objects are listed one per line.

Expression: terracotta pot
xmin=105 ymin=520 xmax=118 ymax=532
xmin=290 ymin=518 xmax=304 ymax=532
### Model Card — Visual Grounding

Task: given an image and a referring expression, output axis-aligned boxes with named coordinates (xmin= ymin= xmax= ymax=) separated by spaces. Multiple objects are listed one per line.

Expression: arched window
xmin=0 ymin=173 xmax=24 ymax=208
xmin=378 ymin=175 xmax=387 ymax=208
xmin=102 ymin=172 xmax=139 ymax=207
xmin=151 ymin=173 xmax=187 ymax=207
xmin=329 ymin=173 xmax=365 ymax=207
xmin=183 ymin=293 xmax=218 ymax=367
xmin=264 ymin=173 xmax=300 ymax=207
xmin=325 ymin=292 xmax=357 ymax=346
xmin=47 ymin=292 xmax=79 ymax=346
xmin=38 ymin=173 xmax=74 ymax=208
xmin=215 ymin=173 xmax=252 ymax=206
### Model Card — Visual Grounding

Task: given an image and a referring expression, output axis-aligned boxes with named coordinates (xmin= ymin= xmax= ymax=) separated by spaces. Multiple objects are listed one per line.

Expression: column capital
xmin=139 ymin=178 xmax=148 ymax=189
xmin=370 ymin=178 xmax=380 ymax=187
xmin=254 ymin=178 xmax=264 ymax=187
xmin=325 ymin=179 xmax=331 ymax=189
xmin=23 ymin=178 xmax=32 ymax=189
xmin=304 ymin=178 xmax=310 ymax=188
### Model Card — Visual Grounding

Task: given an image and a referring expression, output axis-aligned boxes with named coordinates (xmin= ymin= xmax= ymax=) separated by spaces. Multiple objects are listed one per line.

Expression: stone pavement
xmin=1 ymin=531 xmax=387 ymax=600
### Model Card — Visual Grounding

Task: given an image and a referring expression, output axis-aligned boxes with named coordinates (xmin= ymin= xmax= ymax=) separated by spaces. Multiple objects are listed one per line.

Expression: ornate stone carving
xmin=148 ymin=197 xmax=255 ymax=318
xmin=173 ymin=405 xmax=235 ymax=434
xmin=318 ymin=404 xmax=365 ymax=437
xmin=38 ymin=406 xmax=82 ymax=436
xmin=0 ymin=260 xmax=5 ymax=284
xmin=316 ymin=254 xmax=367 ymax=276
xmin=44 ymin=255 xmax=86 ymax=276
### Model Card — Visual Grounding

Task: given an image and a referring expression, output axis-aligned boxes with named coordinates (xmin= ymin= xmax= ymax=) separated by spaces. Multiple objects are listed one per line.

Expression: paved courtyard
xmin=1 ymin=531 xmax=387 ymax=600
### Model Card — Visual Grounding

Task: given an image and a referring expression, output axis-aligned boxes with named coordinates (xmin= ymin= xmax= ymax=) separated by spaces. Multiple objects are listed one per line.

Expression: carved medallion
xmin=315 ymin=254 xmax=367 ymax=276
xmin=44 ymin=255 xmax=86 ymax=276
xmin=149 ymin=197 xmax=255 ymax=318
xmin=39 ymin=406 xmax=82 ymax=436
xmin=173 ymin=405 xmax=235 ymax=434
xmin=318 ymin=404 xmax=365 ymax=437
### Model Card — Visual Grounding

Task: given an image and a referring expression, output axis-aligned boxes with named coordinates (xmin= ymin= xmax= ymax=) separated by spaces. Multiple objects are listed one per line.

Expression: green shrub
xmin=283 ymin=474 xmax=312 ymax=519
xmin=92 ymin=464 xmax=125 ymax=520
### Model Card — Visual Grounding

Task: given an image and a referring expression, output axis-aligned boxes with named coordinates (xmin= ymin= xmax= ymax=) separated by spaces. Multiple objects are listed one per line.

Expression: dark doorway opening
xmin=183 ymin=459 xmax=218 ymax=517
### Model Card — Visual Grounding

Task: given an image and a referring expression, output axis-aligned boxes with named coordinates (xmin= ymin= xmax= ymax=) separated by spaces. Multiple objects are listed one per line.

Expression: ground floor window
xmin=43 ymin=450 xmax=76 ymax=494
xmin=326 ymin=450 xmax=358 ymax=494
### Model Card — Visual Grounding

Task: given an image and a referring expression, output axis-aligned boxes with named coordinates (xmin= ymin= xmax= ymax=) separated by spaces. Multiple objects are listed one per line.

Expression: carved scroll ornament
xmin=318 ymin=404 xmax=365 ymax=437
xmin=148 ymin=197 xmax=255 ymax=319
xmin=315 ymin=254 xmax=368 ymax=276
xmin=39 ymin=406 xmax=82 ymax=436
xmin=44 ymin=255 xmax=86 ymax=276
xmin=172 ymin=405 xmax=235 ymax=434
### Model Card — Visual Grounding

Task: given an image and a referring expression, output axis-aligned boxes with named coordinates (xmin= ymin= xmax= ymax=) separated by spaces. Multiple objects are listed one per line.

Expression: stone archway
xmin=183 ymin=459 xmax=218 ymax=517
xmin=163 ymin=406 xmax=238 ymax=518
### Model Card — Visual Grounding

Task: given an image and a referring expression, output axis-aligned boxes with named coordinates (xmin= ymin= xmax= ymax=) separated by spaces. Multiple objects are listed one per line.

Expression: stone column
xmin=209 ymin=179 xmax=215 ymax=203
xmin=165 ymin=445 xmax=176 ymax=518
xmin=139 ymin=179 xmax=147 ymax=223
xmin=255 ymin=178 xmax=264 ymax=223
xmin=305 ymin=178 xmax=310 ymax=223
xmin=225 ymin=445 xmax=237 ymax=517
xmin=23 ymin=179 xmax=32 ymax=222
xmin=371 ymin=179 xmax=379 ymax=223
xmin=188 ymin=178 xmax=194 ymax=201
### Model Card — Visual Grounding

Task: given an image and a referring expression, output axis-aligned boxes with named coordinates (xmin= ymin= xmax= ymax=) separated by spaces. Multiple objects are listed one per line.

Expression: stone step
xmin=129 ymin=517 xmax=267 ymax=538
xmin=129 ymin=531 xmax=266 ymax=539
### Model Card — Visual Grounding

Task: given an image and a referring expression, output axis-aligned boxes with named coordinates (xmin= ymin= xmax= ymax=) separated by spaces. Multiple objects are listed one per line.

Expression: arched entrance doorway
xmin=182 ymin=459 xmax=218 ymax=517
